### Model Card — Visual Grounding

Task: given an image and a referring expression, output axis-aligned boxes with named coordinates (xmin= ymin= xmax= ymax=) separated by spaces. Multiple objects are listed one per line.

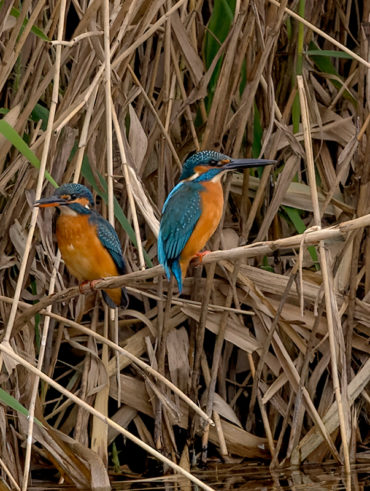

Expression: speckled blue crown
xmin=55 ymin=183 xmax=94 ymax=207
xmin=179 ymin=151 xmax=229 ymax=180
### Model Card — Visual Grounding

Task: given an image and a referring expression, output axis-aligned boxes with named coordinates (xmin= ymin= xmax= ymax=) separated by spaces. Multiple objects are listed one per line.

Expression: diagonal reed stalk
xmin=89 ymin=0 xmax=117 ymax=464
xmin=269 ymin=0 xmax=370 ymax=69
xmin=297 ymin=75 xmax=350 ymax=472
xmin=11 ymin=211 xmax=370 ymax=327
xmin=0 ymin=296 xmax=214 ymax=427
xmin=112 ymin=104 xmax=146 ymax=270
xmin=0 ymin=342 xmax=215 ymax=491
xmin=22 ymin=7 xmax=102 ymax=487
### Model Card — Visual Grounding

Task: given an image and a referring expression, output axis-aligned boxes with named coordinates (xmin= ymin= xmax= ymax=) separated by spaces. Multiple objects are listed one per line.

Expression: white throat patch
xmin=210 ymin=172 xmax=224 ymax=182
xmin=59 ymin=206 xmax=78 ymax=216
xmin=187 ymin=172 xmax=199 ymax=181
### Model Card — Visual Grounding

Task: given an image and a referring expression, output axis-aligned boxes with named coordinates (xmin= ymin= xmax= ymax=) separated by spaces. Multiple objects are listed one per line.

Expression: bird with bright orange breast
xmin=158 ymin=151 xmax=276 ymax=292
xmin=35 ymin=183 xmax=128 ymax=308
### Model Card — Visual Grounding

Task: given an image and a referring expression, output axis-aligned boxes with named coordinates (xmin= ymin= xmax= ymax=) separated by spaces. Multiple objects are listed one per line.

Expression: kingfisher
xmin=158 ymin=150 xmax=276 ymax=292
xmin=34 ymin=183 xmax=128 ymax=308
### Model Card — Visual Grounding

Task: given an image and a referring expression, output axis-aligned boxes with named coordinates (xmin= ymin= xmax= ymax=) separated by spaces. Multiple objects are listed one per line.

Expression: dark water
xmin=27 ymin=463 xmax=370 ymax=490
xmin=110 ymin=464 xmax=370 ymax=490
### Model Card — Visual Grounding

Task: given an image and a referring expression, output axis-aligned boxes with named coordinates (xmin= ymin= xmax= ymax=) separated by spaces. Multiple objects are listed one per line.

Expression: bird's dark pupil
xmin=70 ymin=194 xmax=76 ymax=200
xmin=209 ymin=159 xmax=217 ymax=166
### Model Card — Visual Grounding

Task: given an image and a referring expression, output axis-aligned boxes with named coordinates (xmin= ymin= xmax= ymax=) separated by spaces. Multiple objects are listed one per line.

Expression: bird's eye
xmin=208 ymin=159 xmax=218 ymax=166
xmin=70 ymin=194 xmax=77 ymax=200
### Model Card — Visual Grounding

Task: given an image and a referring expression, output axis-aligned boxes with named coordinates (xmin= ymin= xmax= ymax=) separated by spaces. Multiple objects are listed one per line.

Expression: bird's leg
xmin=79 ymin=280 xmax=91 ymax=295
xmin=89 ymin=279 xmax=100 ymax=290
xmin=191 ymin=250 xmax=211 ymax=265
xmin=79 ymin=279 xmax=100 ymax=295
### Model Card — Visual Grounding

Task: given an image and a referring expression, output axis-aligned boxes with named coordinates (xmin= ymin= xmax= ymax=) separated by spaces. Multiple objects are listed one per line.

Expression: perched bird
xmin=158 ymin=150 xmax=276 ymax=292
xmin=35 ymin=183 xmax=128 ymax=308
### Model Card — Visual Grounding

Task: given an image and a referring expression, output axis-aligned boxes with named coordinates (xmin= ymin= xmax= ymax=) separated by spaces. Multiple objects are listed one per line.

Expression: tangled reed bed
xmin=0 ymin=0 xmax=369 ymax=489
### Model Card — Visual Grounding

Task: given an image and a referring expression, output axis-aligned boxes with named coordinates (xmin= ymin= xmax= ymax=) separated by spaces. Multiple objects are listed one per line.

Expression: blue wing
xmin=89 ymin=212 xmax=126 ymax=275
xmin=89 ymin=211 xmax=128 ymax=307
xmin=158 ymin=181 xmax=203 ymax=290
xmin=161 ymin=181 xmax=184 ymax=214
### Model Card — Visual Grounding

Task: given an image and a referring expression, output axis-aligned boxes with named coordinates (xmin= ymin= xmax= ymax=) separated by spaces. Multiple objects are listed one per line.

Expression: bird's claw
xmin=79 ymin=281 xmax=91 ymax=295
xmin=191 ymin=250 xmax=211 ymax=265
xmin=79 ymin=280 xmax=99 ymax=295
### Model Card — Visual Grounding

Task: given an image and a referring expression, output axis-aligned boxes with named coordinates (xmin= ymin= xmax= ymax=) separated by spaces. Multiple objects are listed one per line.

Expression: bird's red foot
xmin=191 ymin=250 xmax=211 ymax=265
xmin=79 ymin=281 xmax=91 ymax=295
xmin=79 ymin=280 xmax=99 ymax=295
xmin=89 ymin=279 xmax=100 ymax=290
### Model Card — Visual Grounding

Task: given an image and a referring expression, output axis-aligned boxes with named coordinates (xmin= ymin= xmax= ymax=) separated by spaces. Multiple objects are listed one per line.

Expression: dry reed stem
xmin=12 ymin=213 xmax=370 ymax=326
xmin=91 ymin=305 xmax=109 ymax=462
xmin=0 ymin=0 xmax=46 ymax=92
xmin=1 ymin=296 xmax=213 ymax=426
xmin=22 ymin=253 xmax=62 ymax=491
xmin=0 ymin=0 xmax=66 ymax=361
xmin=201 ymin=215 xmax=370 ymax=264
xmin=298 ymin=75 xmax=350 ymax=471
xmin=22 ymin=1 xmax=85 ymax=482
xmin=269 ymin=0 xmax=370 ymax=69
xmin=212 ymin=411 xmax=228 ymax=456
xmin=112 ymin=104 xmax=146 ymax=270
xmin=103 ymin=0 xmax=114 ymax=229
xmin=257 ymin=390 xmax=276 ymax=459
xmin=51 ymin=31 xmax=104 ymax=47
xmin=0 ymin=10 xmax=53 ymax=372
xmin=190 ymin=177 xmax=232 ymax=407
xmin=272 ymin=327 xmax=341 ymax=462
xmin=128 ymin=287 xmax=254 ymax=315
xmin=22 ymin=89 xmax=99 ymax=471
xmin=0 ymin=456 xmax=21 ymax=491
xmin=292 ymin=356 xmax=370 ymax=461
xmin=202 ymin=251 xmax=240 ymax=460
xmin=190 ymin=262 xmax=217 ymax=401
xmin=156 ymin=274 xmax=175 ymax=446
xmin=201 ymin=292 xmax=232 ymax=462
xmin=0 ymin=342 xmax=215 ymax=491
xmin=221 ymin=261 xmax=341 ymax=462
xmin=127 ymin=65 xmax=182 ymax=169
xmin=250 ymin=263 xmax=299 ymax=415
xmin=357 ymin=112 xmax=370 ymax=141
xmin=112 ymin=0 xmax=188 ymax=70
xmin=170 ymin=43 xmax=200 ymax=151
xmin=95 ymin=1 xmax=116 ymax=462
xmin=52 ymin=63 xmax=106 ymax=135
xmin=231 ymin=1 xmax=286 ymax=157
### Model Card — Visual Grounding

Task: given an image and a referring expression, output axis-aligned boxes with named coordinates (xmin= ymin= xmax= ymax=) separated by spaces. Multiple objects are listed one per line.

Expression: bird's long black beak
xmin=34 ymin=196 xmax=67 ymax=208
xmin=223 ymin=158 xmax=277 ymax=171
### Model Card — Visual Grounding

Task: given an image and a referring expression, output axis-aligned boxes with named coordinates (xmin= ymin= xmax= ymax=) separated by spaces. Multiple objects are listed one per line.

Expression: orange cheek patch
xmin=194 ymin=165 xmax=210 ymax=174
xmin=72 ymin=197 xmax=90 ymax=207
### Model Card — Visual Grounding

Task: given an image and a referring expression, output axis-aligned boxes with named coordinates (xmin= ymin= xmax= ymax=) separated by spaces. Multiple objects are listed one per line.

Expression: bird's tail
xmin=102 ymin=287 xmax=129 ymax=308
xmin=171 ymin=260 xmax=183 ymax=293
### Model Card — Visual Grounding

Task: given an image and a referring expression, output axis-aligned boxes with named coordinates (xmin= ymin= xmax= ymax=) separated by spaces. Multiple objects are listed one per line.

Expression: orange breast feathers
xmin=56 ymin=214 xmax=119 ymax=280
xmin=56 ymin=214 xmax=122 ymax=304
xmin=179 ymin=181 xmax=224 ymax=279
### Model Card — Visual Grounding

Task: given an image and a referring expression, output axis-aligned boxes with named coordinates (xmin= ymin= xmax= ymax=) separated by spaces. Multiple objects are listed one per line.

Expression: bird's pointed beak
xmin=223 ymin=158 xmax=277 ymax=171
xmin=34 ymin=196 xmax=67 ymax=208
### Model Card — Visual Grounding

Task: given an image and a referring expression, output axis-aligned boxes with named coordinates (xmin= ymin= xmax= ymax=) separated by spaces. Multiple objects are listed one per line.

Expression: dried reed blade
xmin=0 ymin=342 xmax=215 ymax=491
